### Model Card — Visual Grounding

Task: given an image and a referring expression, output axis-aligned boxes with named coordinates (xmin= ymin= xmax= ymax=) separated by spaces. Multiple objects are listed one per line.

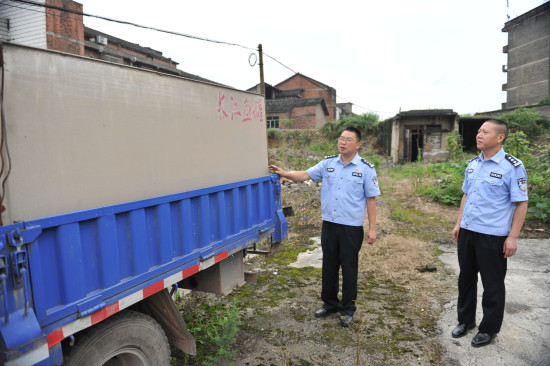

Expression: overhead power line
xmin=7 ymin=0 xmax=297 ymax=73
xmin=6 ymin=0 xmax=382 ymax=114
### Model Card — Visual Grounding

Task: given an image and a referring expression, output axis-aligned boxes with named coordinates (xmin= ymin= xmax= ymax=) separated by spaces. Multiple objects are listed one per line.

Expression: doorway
xmin=404 ymin=126 xmax=423 ymax=162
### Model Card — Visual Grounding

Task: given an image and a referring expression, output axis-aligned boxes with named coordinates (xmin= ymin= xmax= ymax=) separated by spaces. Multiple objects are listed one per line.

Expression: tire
xmin=63 ymin=310 xmax=171 ymax=366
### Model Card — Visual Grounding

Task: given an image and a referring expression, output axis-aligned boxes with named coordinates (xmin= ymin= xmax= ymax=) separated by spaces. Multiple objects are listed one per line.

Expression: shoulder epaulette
xmin=469 ymin=156 xmax=478 ymax=163
xmin=361 ymin=158 xmax=375 ymax=168
xmin=505 ymin=154 xmax=522 ymax=167
xmin=324 ymin=154 xmax=338 ymax=160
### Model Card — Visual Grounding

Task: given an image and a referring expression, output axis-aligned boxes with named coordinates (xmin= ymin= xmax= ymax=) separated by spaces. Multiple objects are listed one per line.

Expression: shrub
xmin=415 ymin=161 xmax=467 ymax=207
xmin=524 ymin=144 xmax=550 ymax=223
xmin=204 ymin=299 xmax=241 ymax=366
xmin=281 ymin=118 xmax=294 ymax=129
xmin=321 ymin=113 xmax=380 ymax=140
xmin=177 ymin=299 xmax=242 ymax=366
xmin=498 ymin=108 xmax=550 ymax=139
xmin=267 ymin=128 xmax=283 ymax=140
xmin=321 ymin=121 xmax=339 ymax=140
xmin=504 ymin=131 xmax=536 ymax=166
xmin=308 ymin=140 xmax=336 ymax=156
xmin=445 ymin=131 xmax=464 ymax=161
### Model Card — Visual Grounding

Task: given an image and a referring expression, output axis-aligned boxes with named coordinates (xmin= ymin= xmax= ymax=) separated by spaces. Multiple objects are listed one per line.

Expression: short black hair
xmin=343 ymin=126 xmax=361 ymax=142
xmin=486 ymin=119 xmax=508 ymax=143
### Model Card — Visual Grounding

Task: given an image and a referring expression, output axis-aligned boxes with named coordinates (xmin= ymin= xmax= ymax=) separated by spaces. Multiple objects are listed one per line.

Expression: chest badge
xmin=327 ymin=168 xmax=334 ymax=172
xmin=352 ymin=172 xmax=362 ymax=177
xmin=467 ymin=168 xmax=474 ymax=174
xmin=490 ymin=172 xmax=502 ymax=179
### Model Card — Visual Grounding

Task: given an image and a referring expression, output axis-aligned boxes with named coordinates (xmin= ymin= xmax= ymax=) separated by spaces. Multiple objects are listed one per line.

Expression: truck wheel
xmin=64 ymin=310 xmax=171 ymax=366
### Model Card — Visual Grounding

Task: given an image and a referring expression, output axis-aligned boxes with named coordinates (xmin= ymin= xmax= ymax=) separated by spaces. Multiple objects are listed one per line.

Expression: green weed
xmin=173 ymin=299 xmax=241 ymax=366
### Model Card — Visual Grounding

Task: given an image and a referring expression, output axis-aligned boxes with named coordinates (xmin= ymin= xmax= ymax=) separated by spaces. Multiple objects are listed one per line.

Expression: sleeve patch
xmin=517 ymin=177 xmax=527 ymax=191
xmin=373 ymin=176 xmax=379 ymax=187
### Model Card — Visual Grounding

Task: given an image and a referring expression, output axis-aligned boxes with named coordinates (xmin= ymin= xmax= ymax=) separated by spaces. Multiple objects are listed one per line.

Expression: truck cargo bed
xmin=0 ymin=174 xmax=286 ymax=344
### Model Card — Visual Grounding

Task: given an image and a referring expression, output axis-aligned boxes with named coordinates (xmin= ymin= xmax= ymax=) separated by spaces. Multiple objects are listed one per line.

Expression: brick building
xmin=275 ymin=73 xmax=338 ymax=121
xmin=247 ymin=83 xmax=329 ymax=129
xmin=45 ymin=0 xmax=84 ymax=55
xmin=502 ymin=2 xmax=550 ymax=109
xmin=249 ymin=73 xmax=353 ymax=129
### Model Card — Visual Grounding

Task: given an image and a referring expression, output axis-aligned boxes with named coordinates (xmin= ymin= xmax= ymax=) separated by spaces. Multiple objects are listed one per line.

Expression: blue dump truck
xmin=0 ymin=43 xmax=287 ymax=365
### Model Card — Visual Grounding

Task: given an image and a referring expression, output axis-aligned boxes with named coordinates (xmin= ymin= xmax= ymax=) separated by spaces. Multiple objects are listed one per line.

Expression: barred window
xmin=267 ymin=116 xmax=279 ymax=129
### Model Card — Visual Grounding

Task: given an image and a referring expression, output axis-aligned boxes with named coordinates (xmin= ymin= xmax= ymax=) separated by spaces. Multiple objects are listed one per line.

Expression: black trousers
xmin=457 ymin=228 xmax=507 ymax=334
xmin=321 ymin=221 xmax=363 ymax=316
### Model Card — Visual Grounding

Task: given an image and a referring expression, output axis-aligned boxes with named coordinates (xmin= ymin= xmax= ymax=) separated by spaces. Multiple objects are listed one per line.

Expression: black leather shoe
xmin=451 ymin=323 xmax=476 ymax=338
xmin=339 ymin=315 xmax=353 ymax=327
xmin=314 ymin=307 xmax=337 ymax=318
xmin=471 ymin=332 xmax=494 ymax=347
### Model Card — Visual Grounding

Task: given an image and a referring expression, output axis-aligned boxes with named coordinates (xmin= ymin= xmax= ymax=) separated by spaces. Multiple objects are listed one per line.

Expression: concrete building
xmin=502 ymin=2 xmax=550 ymax=109
xmin=381 ymin=110 xmax=459 ymax=163
xmin=82 ymin=27 xmax=213 ymax=82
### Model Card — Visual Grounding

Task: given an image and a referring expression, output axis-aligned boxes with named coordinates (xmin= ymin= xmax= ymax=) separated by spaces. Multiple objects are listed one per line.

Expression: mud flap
xmin=137 ymin=289 xmax=196 ymax=355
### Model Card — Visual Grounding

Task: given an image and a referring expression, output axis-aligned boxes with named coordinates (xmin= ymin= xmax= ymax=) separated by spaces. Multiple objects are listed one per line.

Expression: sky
xmin=78 ymin=0 xmax=548 ymax=120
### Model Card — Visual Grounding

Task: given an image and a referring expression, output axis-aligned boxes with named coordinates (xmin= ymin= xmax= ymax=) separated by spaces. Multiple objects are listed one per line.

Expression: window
xmin=267 ymin=116 xmax=279 ymax=129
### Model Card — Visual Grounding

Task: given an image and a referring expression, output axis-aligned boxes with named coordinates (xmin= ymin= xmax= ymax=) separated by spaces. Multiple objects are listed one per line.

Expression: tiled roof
xmin=398 ymin=109 xmax=456 ymax=117
xmin=267 ymin=97 xmax=328 ymax=115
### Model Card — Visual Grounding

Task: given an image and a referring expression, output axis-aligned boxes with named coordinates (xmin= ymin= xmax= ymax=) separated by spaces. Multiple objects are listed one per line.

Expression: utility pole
xmin=258 ymin=44 xmax=265 ymax=96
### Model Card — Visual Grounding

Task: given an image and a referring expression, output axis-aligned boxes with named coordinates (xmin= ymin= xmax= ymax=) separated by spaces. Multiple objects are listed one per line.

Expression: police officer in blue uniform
xmin=451 ymin=119 xmax=528 ymax=347
xmin=269 ymin=126 xmax=380 ymax=327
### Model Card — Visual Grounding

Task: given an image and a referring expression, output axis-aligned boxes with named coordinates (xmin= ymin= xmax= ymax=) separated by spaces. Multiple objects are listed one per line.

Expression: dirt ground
xmin=176 ymin=167 xmax=549 ymax=366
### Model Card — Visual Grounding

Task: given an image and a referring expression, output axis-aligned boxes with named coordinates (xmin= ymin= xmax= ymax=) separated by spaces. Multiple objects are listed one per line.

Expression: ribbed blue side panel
xmin=0 ymin=175 xmax=285 ymax=332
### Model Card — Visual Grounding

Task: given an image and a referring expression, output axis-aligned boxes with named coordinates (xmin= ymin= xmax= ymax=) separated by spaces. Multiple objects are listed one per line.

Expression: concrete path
xmin=438 ymin=238 xmax=550 ymax=366
xmin=291 ymin=237 xmax=550 ymax=365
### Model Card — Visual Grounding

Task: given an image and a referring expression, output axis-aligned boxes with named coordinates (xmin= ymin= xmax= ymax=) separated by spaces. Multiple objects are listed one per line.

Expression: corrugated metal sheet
xmin=0 ymin=174 xmax=282 ymax=331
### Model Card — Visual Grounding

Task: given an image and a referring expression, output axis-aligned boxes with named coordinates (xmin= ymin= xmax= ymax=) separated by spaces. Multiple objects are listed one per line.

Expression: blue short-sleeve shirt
xmin=306 ymin=153 xmax=380 ymax=227
xmin=460 ymin=148 xmax=528 ymax=236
